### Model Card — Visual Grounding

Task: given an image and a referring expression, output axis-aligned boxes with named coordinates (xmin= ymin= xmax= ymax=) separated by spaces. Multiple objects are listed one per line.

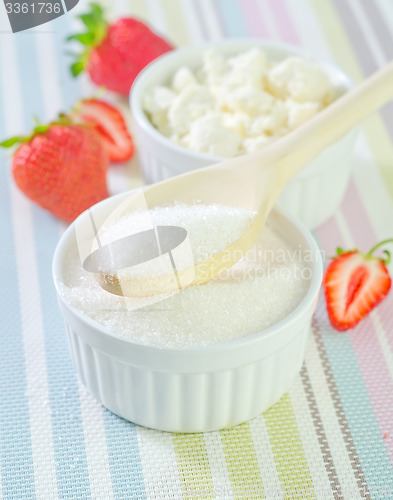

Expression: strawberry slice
xmin=323 ymin=240 xmax=392 ymax=331
xmin=75 ymin=99 xmax=134 ymax=163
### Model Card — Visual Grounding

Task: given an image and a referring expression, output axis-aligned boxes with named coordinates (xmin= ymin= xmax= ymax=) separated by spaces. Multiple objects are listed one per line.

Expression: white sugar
xmin=60 ymin=204 xmax=311 ymax=348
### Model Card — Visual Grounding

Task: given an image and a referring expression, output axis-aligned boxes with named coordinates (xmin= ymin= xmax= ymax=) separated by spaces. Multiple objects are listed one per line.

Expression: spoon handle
xmin=263 ymin=60 xmax=393 ymax=182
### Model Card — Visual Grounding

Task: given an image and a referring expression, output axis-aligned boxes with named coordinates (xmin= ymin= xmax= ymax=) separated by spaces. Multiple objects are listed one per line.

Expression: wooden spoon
xmin=89 ymin=61 xmax=393 ymax=297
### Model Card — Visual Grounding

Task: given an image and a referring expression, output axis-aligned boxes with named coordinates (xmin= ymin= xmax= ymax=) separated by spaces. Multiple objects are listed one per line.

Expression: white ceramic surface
xmin=130 ymin=39 xmax=358 ymax=230
xmin=53 ymin=191 xmax=323 ymax=432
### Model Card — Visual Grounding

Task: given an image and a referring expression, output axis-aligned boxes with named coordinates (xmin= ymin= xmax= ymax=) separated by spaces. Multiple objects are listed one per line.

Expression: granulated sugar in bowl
xmin=53 ymin=191 xmax=323 ymax=432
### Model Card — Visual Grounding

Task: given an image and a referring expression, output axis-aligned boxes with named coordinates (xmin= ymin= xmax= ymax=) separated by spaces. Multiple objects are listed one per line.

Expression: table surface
xmin=1 ymin=0 xmax=393 ymax=499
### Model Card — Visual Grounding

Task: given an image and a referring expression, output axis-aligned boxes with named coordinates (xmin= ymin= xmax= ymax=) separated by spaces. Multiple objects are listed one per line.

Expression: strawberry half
xmin=74 ymin=99 xmax=134 ymax=163
xmin=323 ymin=241 xmax=392 ymax=331
xmin=67 ymin=3 xmax=173 ymax=96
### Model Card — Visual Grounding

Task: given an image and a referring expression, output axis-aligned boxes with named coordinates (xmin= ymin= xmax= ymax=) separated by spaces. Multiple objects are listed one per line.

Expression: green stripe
xmin=220 ymin=422 xmax=265 ymax=499
xmin=309 ymin=0 xmax=393 ymax=200
xmin=172 ymin=434 xmax=215 ymax=499
xmin=264 ymin=394 xmax=316 ymax=499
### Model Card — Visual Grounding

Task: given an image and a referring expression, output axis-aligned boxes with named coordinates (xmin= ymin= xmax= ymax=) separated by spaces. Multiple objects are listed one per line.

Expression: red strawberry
xmin=323 ymin=241 xmax=392 ymax=331
xmin=73 ymin=99 xmax=134 ymax=162
xmin=1 ymin=120 xmax=109 ymax=222
xmin=68 ymin=3 xmax=173 ymax=96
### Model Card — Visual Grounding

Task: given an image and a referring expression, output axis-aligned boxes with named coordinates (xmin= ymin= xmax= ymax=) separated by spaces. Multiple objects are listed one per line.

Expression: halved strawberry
xmin=74 ymin=99 xmax=134 ymax=163
xmin=323 ymin=240 xmax=392 ymax=331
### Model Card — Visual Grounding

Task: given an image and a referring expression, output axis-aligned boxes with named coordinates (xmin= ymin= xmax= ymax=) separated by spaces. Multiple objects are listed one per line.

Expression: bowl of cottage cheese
xmin=130 ymin=40 xmax=358 ymax=229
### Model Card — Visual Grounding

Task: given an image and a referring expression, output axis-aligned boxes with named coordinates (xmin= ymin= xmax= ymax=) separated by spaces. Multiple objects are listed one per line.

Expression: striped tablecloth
xmin=1 ymin=0 xmax=393 ymax=498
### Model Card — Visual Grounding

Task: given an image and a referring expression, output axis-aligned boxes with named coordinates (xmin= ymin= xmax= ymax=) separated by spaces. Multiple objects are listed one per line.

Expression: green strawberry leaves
xmin=67 ymin=32 xmax=96 ymax=45
xmin=66 ymin=2 xmax=108 ymax=77
xmin=332 ymin=240 xmax=393 ymax=265
xmin=0 ymin=115 xmax=75 ymax=150
xmin=70 ymin=61 xmax=85 ymax=77
xmin=0 ymin=136 xmax=25 ymax=148
xmin=80 ymin=3 xmax=105 ymax=31
xmin=67 ymin=2 xmax=107 ymax=47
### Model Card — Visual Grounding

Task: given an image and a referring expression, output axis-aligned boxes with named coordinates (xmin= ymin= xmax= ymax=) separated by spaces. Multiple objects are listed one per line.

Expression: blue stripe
xmin=318 ymin=311 xmax=393 ymax=490
xmin=103 ymin=411 xmax=146 ymax=500
xmin=50 ymin=10 xmax=147 ymax=497
xmin=0 ymin=35 xmax=36 ymax=499
xmin=0 ymin=121 xmax=36 ymax=499
xmin=32 ymin=207 xmax=92 ymax=499
xmin=50 ymin=11 xmax=147 ymax=498
xmin=14 ymin=22 xmax=92 ymax=499
xmin=35 ymin=10 xmax=146 ymax=497
xmin=50 ymin=13 xmax=82 ymax=109
xmin=214 ymin=0 xmax=249 ymax=37
xmin=2 ymin=7 xmax=147 ymax=497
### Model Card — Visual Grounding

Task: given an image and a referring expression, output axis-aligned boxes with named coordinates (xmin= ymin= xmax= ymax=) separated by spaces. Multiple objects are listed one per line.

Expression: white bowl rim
xmin=130 ymin=38 xmax=355 ymax=164
xmin=53 ymin=190 xmax=323 ymax=357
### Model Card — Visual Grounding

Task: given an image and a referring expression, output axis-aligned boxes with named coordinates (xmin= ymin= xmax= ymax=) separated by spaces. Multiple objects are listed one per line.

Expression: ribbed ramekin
xmin=130 ymin=39 xmax=358 ymax=229
xmin=53 ymin=192 xmax=323 ymax=432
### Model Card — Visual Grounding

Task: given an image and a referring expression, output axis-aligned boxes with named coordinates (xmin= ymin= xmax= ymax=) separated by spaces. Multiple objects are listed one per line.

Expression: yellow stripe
xmin=160 ymin=0 xmax=193 ymax=46
xmin=310 ymin=0 xmax=393 ymax=199
xmin=220 ymin=422 xmax=265 ymax=498
xmin=264 ymin=394 xmax=316 ymax=499
xmin=172 ymin=434 xmax=215 ymax=499
xmin=126 ymin=0 xmax=150 ymax=22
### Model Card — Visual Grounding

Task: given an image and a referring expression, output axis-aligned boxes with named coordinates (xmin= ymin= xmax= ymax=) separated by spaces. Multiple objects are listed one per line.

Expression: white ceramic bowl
xmin=53 ymin=191 xmax=323 ymax=432
xmin=130 ymin=39 xmax=358 ymax=230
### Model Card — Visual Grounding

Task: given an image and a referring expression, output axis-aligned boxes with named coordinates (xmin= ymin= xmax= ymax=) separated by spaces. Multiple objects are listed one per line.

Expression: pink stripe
xmin=267 ymin=0 xmax=301 ymax=45
xmin=335 ymin=181 xmax=393 ymax=461
xmin=316 ymin=215 xmax=346 ymax=259
xmin=241 ymin=0 xmax=269 ymax=38
xmin=349 ymin=317 xmax=393 ymax=455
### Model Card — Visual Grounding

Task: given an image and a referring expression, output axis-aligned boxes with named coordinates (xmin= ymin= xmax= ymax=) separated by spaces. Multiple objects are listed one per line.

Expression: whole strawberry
xmin=1 ymin=120 xmax=109 ymax=222
xmin=323 ymin=240 xmax=392 ymax=331
xmin=68 ymin=3 xmax=173 ymax=96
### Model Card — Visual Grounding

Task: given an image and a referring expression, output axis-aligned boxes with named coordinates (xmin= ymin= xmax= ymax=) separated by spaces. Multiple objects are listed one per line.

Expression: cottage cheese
xmin=143 ymin=48 xmax=336 ymax=157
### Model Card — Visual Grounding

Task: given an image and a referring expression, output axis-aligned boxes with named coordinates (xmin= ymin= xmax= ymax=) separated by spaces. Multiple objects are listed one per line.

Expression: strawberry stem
xmin=1 ymin=112 xmax=81 ymax=150
xmin=366 ymin=239 xmax=393 ymax=264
